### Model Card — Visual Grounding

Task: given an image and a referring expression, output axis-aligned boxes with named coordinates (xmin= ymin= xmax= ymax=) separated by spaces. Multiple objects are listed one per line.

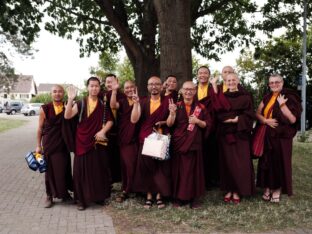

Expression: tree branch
xmin=191 ymin=0 xmax=231 ymax=23
xmin=45 ymin=0 xmax=110 ymax=26
xmin=95 ymin=0 xmax=142 ymax=58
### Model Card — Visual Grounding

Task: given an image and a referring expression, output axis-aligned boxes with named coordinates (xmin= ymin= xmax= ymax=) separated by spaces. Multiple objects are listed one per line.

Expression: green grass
xmin=105 ymin=141 xmax=312 ymax=233
xmin=0 ymin=118 xmax=28 ymax=133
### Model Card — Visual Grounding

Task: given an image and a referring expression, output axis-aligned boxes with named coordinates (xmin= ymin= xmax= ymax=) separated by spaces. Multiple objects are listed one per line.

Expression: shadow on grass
xmin=105 ymin=142 xmax=312 ymax=233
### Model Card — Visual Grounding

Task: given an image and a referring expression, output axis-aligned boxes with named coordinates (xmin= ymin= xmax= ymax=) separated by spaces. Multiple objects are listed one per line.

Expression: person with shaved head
xmin=210 ymin=73 xmax=255 ymax=204
xmin=167 ymin=81 xmax=211 ymax=208
xmin=36 ymin=84 xmax=73 ymax=208
xmin=132 ymin=76 xmax=171 ymax=209
xmin=110 ymin=80 xmax=140 ymax=202
xmin=195 ymin=65 xmax=219 ymax=190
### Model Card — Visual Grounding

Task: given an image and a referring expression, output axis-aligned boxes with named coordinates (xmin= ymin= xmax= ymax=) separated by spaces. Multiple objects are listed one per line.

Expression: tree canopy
xmin=0 ymin=0 xmax=43 ymax=87
xmin=237 ymin=27 xmax=312 ymax=105
xmin=1 ymin=0 xmax=311 ymax=93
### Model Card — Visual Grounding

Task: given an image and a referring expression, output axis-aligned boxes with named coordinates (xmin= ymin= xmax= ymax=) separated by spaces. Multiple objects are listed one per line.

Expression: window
xmin=20 ymin=94 xmax=29 ymax=99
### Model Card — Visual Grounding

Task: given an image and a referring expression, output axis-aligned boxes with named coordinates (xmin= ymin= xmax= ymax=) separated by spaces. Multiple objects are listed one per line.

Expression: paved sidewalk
xmin=0 ymin=115 xmax=115 ymax=234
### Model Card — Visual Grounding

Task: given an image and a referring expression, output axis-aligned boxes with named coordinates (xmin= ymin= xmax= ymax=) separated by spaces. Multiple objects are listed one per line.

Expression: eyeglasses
xmin=147 ymin=83 xmax=162 ymax=87
xmin=268 ymin=81 xmax=282 ymax=85
xmin=182 ymin=88 xmax=196 ymax=92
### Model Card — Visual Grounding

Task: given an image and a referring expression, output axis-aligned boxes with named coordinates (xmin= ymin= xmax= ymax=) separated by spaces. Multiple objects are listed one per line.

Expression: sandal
xmin=156 ymin=199 xmax=165 ymax=209
xmin=262 ymin=193 xmax=271 ymax=202
xmin=270 ymin=196 xmax=280 ymax=203
xmin=144 ymin=199 xmax=153 ymax=209
xmin=116 ymin=192 xmax=128 ymax=203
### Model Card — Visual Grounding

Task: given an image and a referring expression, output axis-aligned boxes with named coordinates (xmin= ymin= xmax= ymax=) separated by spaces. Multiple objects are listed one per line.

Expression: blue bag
xmin=25 ymin=152 xmax=39 ymax=171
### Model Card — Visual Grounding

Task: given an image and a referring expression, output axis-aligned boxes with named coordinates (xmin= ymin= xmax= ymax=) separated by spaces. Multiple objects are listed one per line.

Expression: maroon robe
xmin=41 ymin=103 xmax=73 ymax=199
xmin=171 ymin=101 xmax=211 ymax=201
xmin=133 ymin=96 xmax=171 ymax=196
xmin=104 ymin=90 xmax=125 ymax=183
xmin=163 ymin=90 xmax=180 ymax=103
xmin=73 ymin=97 xmax=112 ymax=206
xmin=117 ymin=97 xmax=139 ymax=193
xmin=256 ymin=88 xmax=302 ymax=196
xmin=195 ymin=85 xmax=220 ymax=189
xmin=212 ymin=90 xmax=255 ymax=196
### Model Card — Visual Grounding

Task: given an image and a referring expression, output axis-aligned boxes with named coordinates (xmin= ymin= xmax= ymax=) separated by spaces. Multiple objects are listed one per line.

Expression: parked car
xmin=3 ymin=101 xmax=24 ymax=115
xmin=0 ymin=104 xmax=3 ymax=113
xmin=21 ymin=103 xmax=43 ymax=116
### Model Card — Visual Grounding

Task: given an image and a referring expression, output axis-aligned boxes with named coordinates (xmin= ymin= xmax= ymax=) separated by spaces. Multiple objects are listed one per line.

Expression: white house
xmin=0 ymin=75 xmax=37 ymax=102
xmin=37 ymin=83 xmax=81 ymax=95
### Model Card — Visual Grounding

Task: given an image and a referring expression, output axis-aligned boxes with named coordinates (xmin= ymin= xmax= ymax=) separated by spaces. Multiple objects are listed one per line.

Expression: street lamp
xmin=301 ymin=0 xmax=307 ymax=133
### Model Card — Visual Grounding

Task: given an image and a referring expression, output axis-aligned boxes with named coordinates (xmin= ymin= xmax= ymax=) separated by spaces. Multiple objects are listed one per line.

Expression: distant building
xmin=0 ymin=75 xmax=37 ymax=102
xmin=37 ymin=83 xmax=80 ymax=95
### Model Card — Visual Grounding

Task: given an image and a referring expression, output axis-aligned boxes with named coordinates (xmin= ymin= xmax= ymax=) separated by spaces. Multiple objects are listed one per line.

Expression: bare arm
xmin=130 ymin=87 xmax=141 ymax=123
xmin=256 ymin=101 xmax=278 ymax=128
xmin=166 ymin=98 xmax=176 ymax=127
xmin=35 ymin=108 xmax=45 ymax=153
xmin=210 ymin=76 xmax=219 ymax=94
xmin=94 ymin=120 xmax=114 ymax=141
xmin=64 ymin=99 xmax=78 ymax=119
xmin=277 ymin=94 xmax=296 ymax=124
xmin=131 ymin=102 xmax=141 ymax=123
xmin=110 ymin=81 xmax=120 ymax=109
xmin=256 ymin=101 xmax=266 ymax=124
xmin=193 ymin=116 xmax=207 ymax=128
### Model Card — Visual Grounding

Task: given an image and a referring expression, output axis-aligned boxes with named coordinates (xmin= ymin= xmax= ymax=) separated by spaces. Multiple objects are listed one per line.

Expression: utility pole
xmin=301 ymin=0 xmax=307 ymax=134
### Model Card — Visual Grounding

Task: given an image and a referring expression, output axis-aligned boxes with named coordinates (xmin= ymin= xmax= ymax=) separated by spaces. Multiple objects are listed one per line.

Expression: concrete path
xmin=0 ymin=114 xmax=115 ymax=234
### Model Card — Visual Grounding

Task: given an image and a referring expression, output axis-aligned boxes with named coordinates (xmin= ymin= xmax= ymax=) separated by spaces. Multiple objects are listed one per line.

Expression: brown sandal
xmin=144 ymin=199 xmax=153 ymax=209
xmin=262 ymin=193 xmax=271 ymax=201
xmin=156 ymin=199 xmax=165 ymax=209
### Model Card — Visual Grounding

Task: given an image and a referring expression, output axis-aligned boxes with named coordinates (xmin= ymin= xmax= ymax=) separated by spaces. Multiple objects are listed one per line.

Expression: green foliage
xmin=237 ymin=28 xmax=312 ymax=105
xmin=30 ymin=93 xmax=52 ymax=104
xmin=30 ymin=1 xmax=273 ymax=59
xmin=1 ymin=1 xmax=42 ymax=86
xmin=90 ymin=51 xmax=119 ymax=79
xmin=30 ymin=92 xmax=70 ymax=104
xmin=117 ymin=57 xmax=134 ymax=87
xmin=90 ymin=52 xmax=134 ymax=87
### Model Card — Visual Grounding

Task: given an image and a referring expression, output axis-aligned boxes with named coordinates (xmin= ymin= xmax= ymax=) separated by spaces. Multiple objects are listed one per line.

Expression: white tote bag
xmin=142 ymin=132 xmax=170 ymax=160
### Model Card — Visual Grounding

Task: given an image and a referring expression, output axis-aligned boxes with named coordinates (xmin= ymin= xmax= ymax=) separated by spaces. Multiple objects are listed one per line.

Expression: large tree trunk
xmin=125 ymin=46 xmax=159 ymax=96
xmin=153 ymin=0 xmax=192 ymax=87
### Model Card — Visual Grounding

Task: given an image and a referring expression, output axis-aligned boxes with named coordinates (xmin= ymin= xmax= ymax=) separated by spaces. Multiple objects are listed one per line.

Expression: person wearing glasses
xmin=166 ymin=81 xmax=211 ymax=208
xmin=256 ymin=74 xmax=302 ymax=203
xmin=210 ymin=73 xmax=255 ymax=204
xmin=131 ymin=76 xmax=171 ymax=209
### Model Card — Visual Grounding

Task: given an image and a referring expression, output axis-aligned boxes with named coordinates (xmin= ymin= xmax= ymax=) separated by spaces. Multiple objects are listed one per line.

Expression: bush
xmin=30 ymin=93 xmax=52 ymax=104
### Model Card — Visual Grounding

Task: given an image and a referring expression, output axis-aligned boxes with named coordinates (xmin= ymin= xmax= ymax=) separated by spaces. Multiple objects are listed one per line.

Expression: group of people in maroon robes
xmin=36 ymin=68 xmax=301 ymax=210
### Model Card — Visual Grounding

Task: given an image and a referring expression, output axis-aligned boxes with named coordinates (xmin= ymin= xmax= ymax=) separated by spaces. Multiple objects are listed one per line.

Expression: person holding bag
xmin=255 ymin=74 xmax=302 ymax=203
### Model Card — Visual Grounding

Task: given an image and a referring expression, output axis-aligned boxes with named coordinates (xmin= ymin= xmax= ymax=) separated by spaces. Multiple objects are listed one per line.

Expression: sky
xmin=12 ymin=30 xmax=100 ymax=89
xmin=11 ymin=28 xmax=241 ymax=88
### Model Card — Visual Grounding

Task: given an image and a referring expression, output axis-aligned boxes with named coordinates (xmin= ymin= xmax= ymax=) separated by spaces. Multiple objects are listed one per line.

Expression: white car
xmin=21 ymin=103 xmax=43 ymax=116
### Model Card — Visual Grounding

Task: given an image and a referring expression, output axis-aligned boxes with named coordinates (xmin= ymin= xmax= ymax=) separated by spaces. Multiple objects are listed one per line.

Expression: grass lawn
xmin=0 ymin=118 xmax=28 ymax=133
xmin=105 ymin=141 xmax=312 ymax=233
